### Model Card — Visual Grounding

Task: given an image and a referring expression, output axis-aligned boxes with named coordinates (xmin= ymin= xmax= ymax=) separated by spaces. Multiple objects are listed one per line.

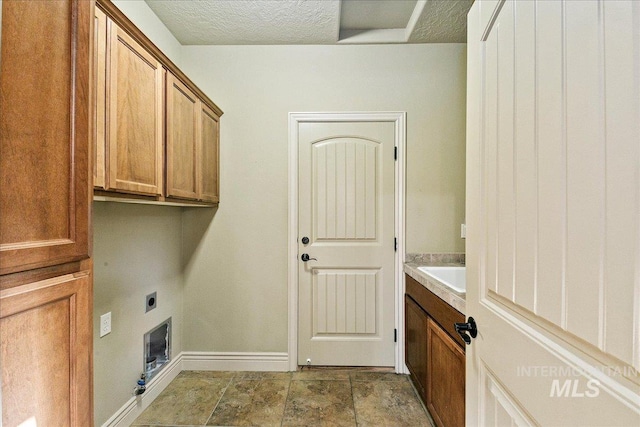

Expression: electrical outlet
xmin=100 ymin=312 xmax=111 ymax=337
xmin=146 ymin=292 xmax=157 ymax=312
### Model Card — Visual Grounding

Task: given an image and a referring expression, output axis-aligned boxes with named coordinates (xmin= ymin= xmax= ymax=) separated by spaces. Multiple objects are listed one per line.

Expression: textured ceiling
xmin=143 ymin=0 xmax=473 ymax=45
xmin=408 ymin=0 xmax=472 ymax=43
xmin=340 ymin=0 xmax=417 ymax=30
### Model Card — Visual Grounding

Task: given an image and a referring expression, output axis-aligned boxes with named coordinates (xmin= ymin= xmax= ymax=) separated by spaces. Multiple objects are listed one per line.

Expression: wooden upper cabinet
xmin=94 ymin=6 xmax=108 ymax=189
xmin=166 ymin=73 xmax=199 ymax=200
xmin=166 ymin=75 xmax=220 ymax=202
xmin=106 ymin=19 xmax=164 ymax=195
xmin=94 ymin=0 xmax=222 ymax=205
xmin=199 ymin=103 xmax=220 ymax=203
xmin=0 ymin=0 xmax=91 ymax=275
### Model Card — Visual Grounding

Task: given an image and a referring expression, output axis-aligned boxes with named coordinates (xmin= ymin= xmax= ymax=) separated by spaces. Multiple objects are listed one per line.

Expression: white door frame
xmin=287 ymin=112 xmax=407 ymax=372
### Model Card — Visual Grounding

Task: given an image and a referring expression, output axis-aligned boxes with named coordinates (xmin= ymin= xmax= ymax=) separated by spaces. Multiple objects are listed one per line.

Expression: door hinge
xmin=394 ymin=328 xmax=397 ymax=343
xmin=394 ymin=237 xmax=397 ymax=252
xmin=394 ymin=146 xmax=398 ymax=160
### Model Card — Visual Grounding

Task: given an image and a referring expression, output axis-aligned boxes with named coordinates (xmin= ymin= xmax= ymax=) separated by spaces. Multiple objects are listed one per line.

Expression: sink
xmin=417 ymin=266 xmax=466 ymax=294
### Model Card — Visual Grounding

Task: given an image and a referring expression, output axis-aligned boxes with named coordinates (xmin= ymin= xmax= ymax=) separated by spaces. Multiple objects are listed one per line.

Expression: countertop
xmin=404 ymin=262 xmax=466 ymax=315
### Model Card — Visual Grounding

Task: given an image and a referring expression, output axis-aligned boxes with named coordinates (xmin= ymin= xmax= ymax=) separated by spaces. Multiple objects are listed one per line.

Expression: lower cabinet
xmin=405 ymin=295 xmax=428 ymax=401
xmin=405 ymin=274 xmax=465 ymax=427
xmin=427 ymin=317 xmax=465 ymax=427
xmin=1 ymin=271 xmax=93 ymax=426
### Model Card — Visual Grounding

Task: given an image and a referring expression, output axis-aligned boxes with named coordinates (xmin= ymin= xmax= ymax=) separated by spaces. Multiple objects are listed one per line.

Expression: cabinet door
xmin=94 ymin=6 xmax=107 ymax=189
xmin=0 ymin=0 xmax=91 ymax=276
xmin=166 ymin=73 xmax=198 ymax=200
xmin=405 ymin=295 xmax=429 ymax=402
xmin=427 ymin=317 xmax=465 ymax=427
xmin=198 ymin=103 xmax=220 ymax=203
xmin=107 ymin=19 xmax=164 ymax=195
xmin=1 ymin=271 xmax=93 ymax=426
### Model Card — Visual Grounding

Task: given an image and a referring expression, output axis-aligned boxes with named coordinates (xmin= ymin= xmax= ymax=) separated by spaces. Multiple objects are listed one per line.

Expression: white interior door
xmin=466 ymin=1 xmax=640 ymax=425
xmin=297 ymin=119 xmax=396 ymax=367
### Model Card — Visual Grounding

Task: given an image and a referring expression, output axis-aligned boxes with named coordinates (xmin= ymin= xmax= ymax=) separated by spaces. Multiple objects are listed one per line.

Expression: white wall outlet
xmin=461 ymin=224 xmax=467 ymax=239
xmin=100 ymin=312 xmax=112 ymax=337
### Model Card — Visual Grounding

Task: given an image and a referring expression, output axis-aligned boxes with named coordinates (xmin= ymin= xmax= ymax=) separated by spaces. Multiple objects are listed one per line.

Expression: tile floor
xmin=131 ymin=369 xmax=435 ymax=426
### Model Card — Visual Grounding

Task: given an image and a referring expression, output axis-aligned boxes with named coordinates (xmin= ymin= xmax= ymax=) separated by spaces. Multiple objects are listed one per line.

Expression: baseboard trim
xmin=102 ymin=351 xmax=290 ymax=426
xmin=181 ymin=351 xmax=290 ymax=371
xmin=101 ymin=352 xmax=183 ymax=427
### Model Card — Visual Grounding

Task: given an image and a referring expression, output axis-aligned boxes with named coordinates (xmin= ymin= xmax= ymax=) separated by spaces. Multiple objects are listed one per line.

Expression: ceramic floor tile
xmin=132 ymin=370 xmax=433 ymax=427
xmin=236 ymin=371 xmax=293 ymax=380
xmin=292 ymin=369 xmax=351 ymax=381
xmin=350 ymin=371 xmax=408 ymax=382
xmin=178 ymin=370 xmax=238 ymax=379
xmin=352 ymin=380 xmax=433 ymax=427
xmin=131 ymin=377 xmax=231 ymax=426
xmin=206 ymin=379 xmax=290 ymax=426
xmin=282 ymin=380 xmax=356 ymax=427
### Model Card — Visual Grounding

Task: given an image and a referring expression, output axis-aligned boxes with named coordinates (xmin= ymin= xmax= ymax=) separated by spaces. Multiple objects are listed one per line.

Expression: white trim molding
xmin=102 ymin=352 xmax=184 ymax=427
xmin=287 ymin=111 xmax=407 ymax=373
xmin=181 ymin=351 xmax=289 ymax=372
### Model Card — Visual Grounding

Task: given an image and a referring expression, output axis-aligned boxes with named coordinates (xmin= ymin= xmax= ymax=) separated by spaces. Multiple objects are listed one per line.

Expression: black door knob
xmin=301 ymin=253 xmax=317 ymax=262
xmin=454 ymin=317 xmax=477 ymax=345
xmin=301 ymin=237 xmax=310 ymax=244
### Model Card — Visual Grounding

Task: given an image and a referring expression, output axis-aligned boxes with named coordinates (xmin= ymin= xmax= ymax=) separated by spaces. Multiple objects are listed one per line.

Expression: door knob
xmin=454 ymin=317 xmax=477 ymax=345
xmin=301 ymin=237 xmax=310 ymax=245
xmin=301 ymin=253 xmax=317 ymax=262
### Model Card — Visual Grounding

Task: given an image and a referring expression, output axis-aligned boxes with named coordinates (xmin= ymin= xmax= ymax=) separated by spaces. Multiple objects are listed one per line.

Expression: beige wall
xmin=180 ymin=44 xmax=467 ymax=353
xmin=93 ymin=2 xmax=184 ymax=425
xmin=93 ymin=203 xmax=184 ymax=425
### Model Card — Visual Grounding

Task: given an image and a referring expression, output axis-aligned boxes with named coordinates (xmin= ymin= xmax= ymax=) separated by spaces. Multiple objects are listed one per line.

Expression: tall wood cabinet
xmin=0 ymin=0 xmax=94 ymax=425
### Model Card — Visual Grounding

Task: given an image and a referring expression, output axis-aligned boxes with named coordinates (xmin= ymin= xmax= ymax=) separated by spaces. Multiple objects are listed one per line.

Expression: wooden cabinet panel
xmin=107 ymin=20 xmax=163 ymax=195
xmin=427 ymin=317 xmax=465 ymax=427
xmin=94 ymin=6 xmax=107 ymax=189
xmin=199 ymin=103 xmax=220 ymax=203
xmin=405 ymin=295 xmax=428 ymax=402
xmin=1 ymin=0 xmax=94 ymax=424
xmin=405 ymin=274 xmax=465 ymax=427
xmin=1 ymin=270 xmax=93 ymax=426
xmin=0 ymin=0 xmax=91 ymax=276
xmin=406 ymin=275 xmax=465 ymax=347
xmin=166 ymin=73 xmax=198 ymax=199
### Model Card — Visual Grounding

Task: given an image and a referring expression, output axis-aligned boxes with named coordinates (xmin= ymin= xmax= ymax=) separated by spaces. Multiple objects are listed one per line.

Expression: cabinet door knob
xmin=454 ymin=317 xmax=477 ymax=345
